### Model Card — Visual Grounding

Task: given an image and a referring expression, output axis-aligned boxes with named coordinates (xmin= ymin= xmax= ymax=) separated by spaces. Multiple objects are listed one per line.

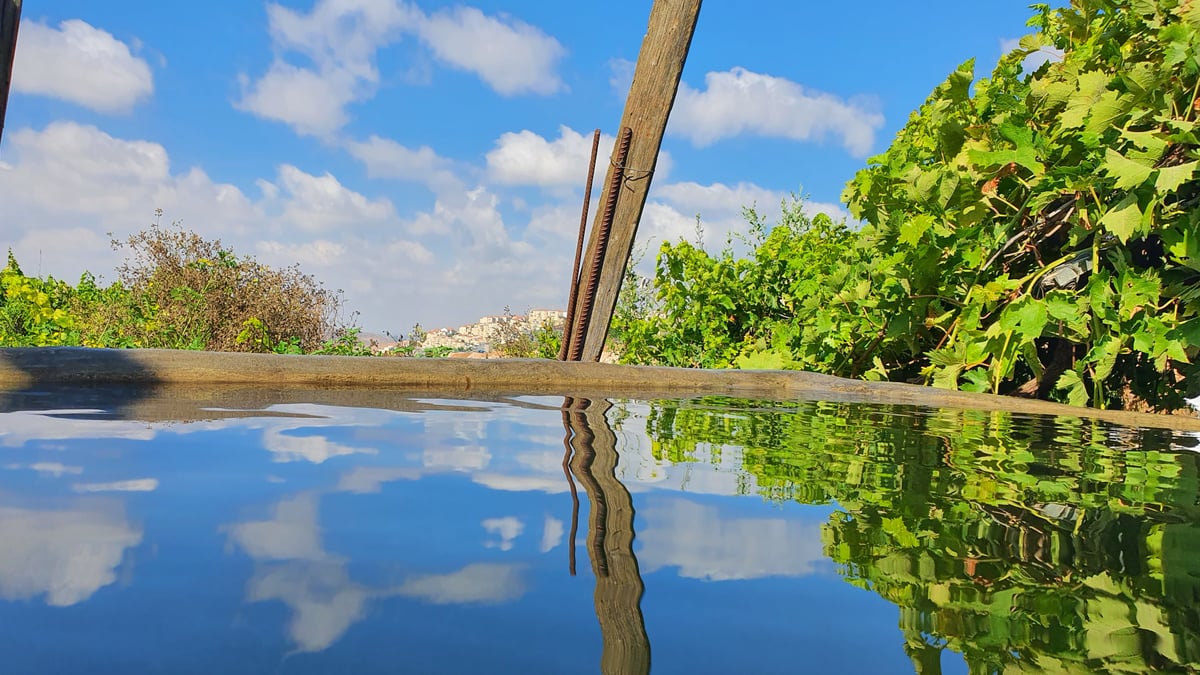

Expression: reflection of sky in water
xmin=0 ymin=397 xmax=935 ymax=674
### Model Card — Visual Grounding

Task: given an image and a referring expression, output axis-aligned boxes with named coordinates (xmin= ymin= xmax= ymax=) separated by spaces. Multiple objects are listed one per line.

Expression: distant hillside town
xmin=360 ymin=309 xmax=568 ymax=355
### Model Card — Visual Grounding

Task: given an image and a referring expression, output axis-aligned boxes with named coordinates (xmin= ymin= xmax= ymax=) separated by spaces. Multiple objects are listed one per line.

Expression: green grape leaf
xmin=1102 ymin=148 xmax=1155 ymax=190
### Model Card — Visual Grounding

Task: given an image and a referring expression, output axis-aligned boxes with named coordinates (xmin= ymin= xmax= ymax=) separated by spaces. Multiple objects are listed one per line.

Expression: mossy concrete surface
xmin=1 ymin=346 xmax=1198 ymax=432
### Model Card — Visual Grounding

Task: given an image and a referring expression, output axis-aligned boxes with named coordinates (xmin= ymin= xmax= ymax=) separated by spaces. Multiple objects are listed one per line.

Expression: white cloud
xmin=482 ymin=516 xmax=524 ymax=551
xmin=487 ymin=126 xmax=609 ymax=187
xmin=608 ymin=57 xmax=635 ymax=96
xmin=12 ymin=19 xmax=153 ymax=113
xmin=274 ymin=164 xmax=398 ymax=232
xmin=671 ymin=68 xmax=884 ymax=157
xmin=0 ymin=500 xmax=142 ymax=607
xmin=236 ymin=65 xmax=359 ymax=138
xmin=72 ymin=478 xmax=158 ymax=493
xmin=4 ymin=462 xmax=84 ymax=477
xmin=248 ymin=560 xmax=370 ymax=653
xmin=262 ymin=426 xmax=378 ymax=464
xmin=336 ymin=466 xmax=421 ymax=493
xmin=1000 ymin=37 xmax=1064 ymax=75
xmin=637 ymin=498 xmax=827 ymax=581
xmin=237 ymin=1 xmax=564 ymax=136
xmin=417 ymin=6 xmax=565 ymax=95
xmin=540 ymin=516 xmax=564 ymax=553
xmin=397 ymin=563 xmax=526 ymax=604
xmin=635 ymin=181 xmax=851 ymax=264
xmin=0 ymin=408 xmax=157 ymax=448
xmin=0 ymin=121 xmax=583 ymax=332
xmin=224 ymin=493 xmax=330 ymax=561
xmin=235 ymin=0 xmax=416 ymax=137
xmin=345 ymin=135 xmax=460 ymax=190
xmin=472 ymin=473 xmax=569 ymax=494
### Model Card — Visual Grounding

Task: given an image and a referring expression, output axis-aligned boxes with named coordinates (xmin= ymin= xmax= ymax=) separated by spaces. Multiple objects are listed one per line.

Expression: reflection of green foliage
xmin=639 ymin=397 xmax=1200 ymax=673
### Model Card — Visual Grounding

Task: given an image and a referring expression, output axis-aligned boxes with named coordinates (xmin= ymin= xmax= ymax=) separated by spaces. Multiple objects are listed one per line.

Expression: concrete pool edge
xmin=2 ymin=346 xmax=1198 ymax=432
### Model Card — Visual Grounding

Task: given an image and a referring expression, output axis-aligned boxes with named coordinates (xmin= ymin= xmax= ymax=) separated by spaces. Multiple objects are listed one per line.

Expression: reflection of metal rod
xmin=560 ymin=398 xmax=581 ymax=576
xmin=563 ymin=397 xmax=650 ymax=675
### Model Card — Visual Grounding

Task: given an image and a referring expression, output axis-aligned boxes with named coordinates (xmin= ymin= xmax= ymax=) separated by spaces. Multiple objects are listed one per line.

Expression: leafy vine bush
xmin=618 ymin=0 xmax=1200 ymax=411
xmin=1 ymin=220 xmax=349 ymax=353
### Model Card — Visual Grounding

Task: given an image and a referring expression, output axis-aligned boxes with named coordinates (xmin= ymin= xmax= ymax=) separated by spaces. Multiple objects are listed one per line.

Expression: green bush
xmin=618 ymin=0 xmax=1200 ymax=411
xmin=0 ymin=219 xmax=352 ymax=354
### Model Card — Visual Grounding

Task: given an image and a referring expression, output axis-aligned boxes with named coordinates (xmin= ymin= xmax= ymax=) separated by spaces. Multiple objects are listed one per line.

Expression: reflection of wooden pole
xmin=570 ymin=0 xmax=702 ymax=361
xmin=0 ymin=0 xmax=21 ymax=149
xmin=566 ymin=398 xmax=651 ymax=675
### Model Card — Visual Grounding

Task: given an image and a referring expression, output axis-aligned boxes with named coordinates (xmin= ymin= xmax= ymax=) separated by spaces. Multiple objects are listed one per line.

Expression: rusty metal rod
xmin=559 ymin=129 xmax=602 ymax=361
xmin=569 ymin=127 xmax=632 ymax=361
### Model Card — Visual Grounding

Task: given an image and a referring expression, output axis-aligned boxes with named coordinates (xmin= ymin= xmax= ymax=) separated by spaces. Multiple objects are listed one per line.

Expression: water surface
xmin=0 ymin=388 xmax=1198 ymax=674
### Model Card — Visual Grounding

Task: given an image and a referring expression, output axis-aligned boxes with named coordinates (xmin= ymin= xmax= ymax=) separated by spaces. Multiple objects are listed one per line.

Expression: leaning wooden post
xmin=570 ymin=0 xmax=701 ymax=362
xmin=0 ymin=0 xmax=20 ymax=149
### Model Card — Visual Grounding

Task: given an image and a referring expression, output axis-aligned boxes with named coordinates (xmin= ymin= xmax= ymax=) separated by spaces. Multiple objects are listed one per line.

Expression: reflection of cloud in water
xmin=224 ymin=493 xmax=328 ymax=561
xmin=422 ymin=445 xmax=491 ymax=472
xmin=5 ymin=462 xmax=83 ymax=477
xmin=246 ymin=560 xmax=369 ymax=653
xmin=540 ymin=516 xmax=564 ymax=553
xmin=516 ymin=450 xmax=567 ymax=474
xmin=638 ymin=498 xmax=826 ymax=581
xmin=335 ymin=467 xmax=421 ymax=494
xmin=0 ymin=499 xmax=142 ymax=606
xmin=72 ymin=478 xmax=158 ymax=493
xmin=473 ymin=473 xmax=568 ymax=494
xmin=226 ymin=491 xmax=530 ymax=654
xmin=0 ymin=409 xmax=156 ymax=447
xmin=482 ymin=517 xmax=524 ymax=551
xmin=262 ymin=427 xmax=377 ymax=464
xmin=397 ymin=563 xmax=526 ymax=605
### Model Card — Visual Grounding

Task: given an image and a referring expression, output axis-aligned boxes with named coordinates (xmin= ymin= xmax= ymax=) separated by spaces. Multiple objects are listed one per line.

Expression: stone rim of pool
xmin=1 ymin=346 xmax=1197 ymax=432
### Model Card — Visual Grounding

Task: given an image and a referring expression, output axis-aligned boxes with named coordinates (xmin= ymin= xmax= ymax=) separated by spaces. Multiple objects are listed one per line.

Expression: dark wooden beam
xmin=0 ymin=0 xmax=21 ymax=149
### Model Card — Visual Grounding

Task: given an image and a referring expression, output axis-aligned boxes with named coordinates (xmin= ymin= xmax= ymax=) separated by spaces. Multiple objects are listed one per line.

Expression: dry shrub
xmin=113 ymin=219 xmax=342 ymax=352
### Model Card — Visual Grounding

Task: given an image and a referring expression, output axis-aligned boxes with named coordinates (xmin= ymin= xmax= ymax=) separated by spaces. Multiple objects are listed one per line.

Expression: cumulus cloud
xmin=345 ymin=135 xmax=460 ymax=190
xmin=637 ymin=498 xmax=827 ymax=581
xmin=236 ymin=65 xmax=360 ymax=138
xmin=12 ymin=19 xmax=153 ymax=113
xmin=671 ymin=67 xmax=884 ymax=157
xmin=487 ymin=126 xmax=610 ymax=187
xmin=0 ymin=499 xmax=142 ymax=607
xmin=274 ymin=164 xmax=397 ymax=232
xmin=235 ymin=0 xmax=416 ymax=137
xmin=0 ymin=119 xmax=599 ymax=333
xmin=237 ymin=0 xmax=564 ymax=136
xmin=416 ymin=6 xmax=565 ymax=95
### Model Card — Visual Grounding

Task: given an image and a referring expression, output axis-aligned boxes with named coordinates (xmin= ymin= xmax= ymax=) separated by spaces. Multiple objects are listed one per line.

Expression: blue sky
xmin=2 ymin=1 xmax=1047 ymax=333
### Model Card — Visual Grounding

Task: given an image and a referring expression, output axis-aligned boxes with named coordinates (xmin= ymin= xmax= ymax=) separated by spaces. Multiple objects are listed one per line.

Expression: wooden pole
xmin=570 ymin=0 xmax=701 ymax=361
xmin=0 ymin=0 xmax=20 ymax=149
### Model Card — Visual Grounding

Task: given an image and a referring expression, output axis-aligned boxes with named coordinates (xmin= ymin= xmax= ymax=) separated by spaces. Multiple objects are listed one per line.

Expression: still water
xmin=0 ymin=387 xmax=1198 ymax=674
